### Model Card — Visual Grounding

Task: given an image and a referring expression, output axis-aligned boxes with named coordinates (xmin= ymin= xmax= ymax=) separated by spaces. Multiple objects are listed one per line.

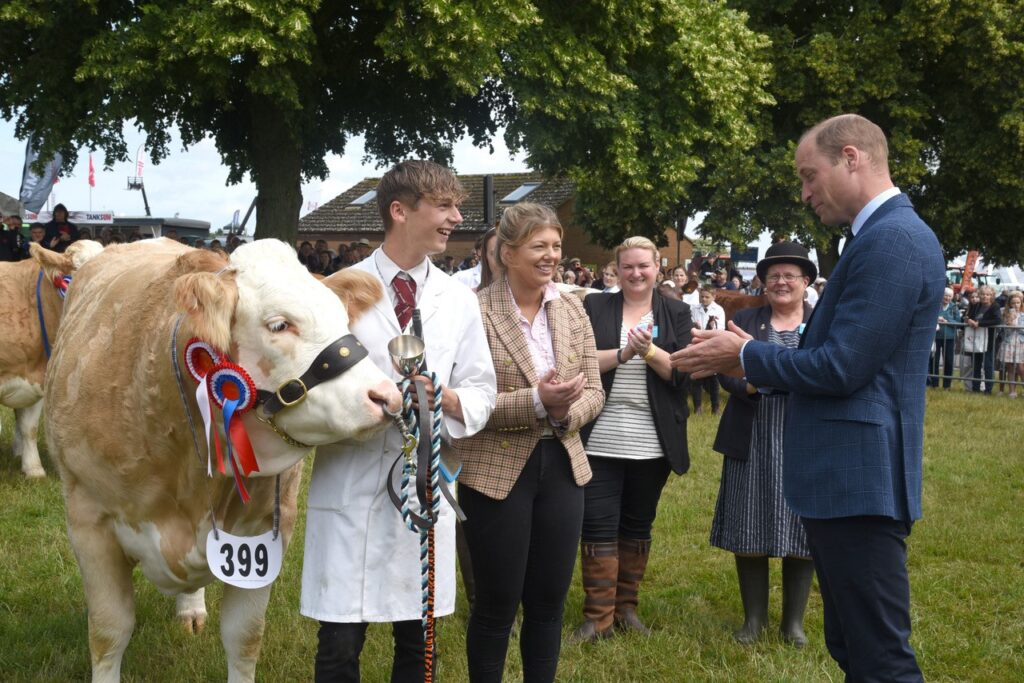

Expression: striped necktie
xmin=392 ymin=273 xmax=417 ymax=330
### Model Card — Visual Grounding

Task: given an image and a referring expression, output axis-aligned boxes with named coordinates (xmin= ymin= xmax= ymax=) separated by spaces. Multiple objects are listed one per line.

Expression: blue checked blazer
xmin=743 ymin=194 xmax=945 ymax=521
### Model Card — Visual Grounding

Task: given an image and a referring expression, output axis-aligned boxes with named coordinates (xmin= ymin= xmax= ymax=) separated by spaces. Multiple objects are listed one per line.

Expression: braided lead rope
xmin=423 ymin=376 xmax=441 ymax=682
xmin=397 ymin=374 xmax=442 ymax=683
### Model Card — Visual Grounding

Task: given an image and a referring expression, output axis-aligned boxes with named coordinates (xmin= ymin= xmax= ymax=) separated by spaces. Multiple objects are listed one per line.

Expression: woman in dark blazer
xmin=571 ymin=236 xmax=692 ymax=642
xmin=965 ymin=285 xmax=1002 ymax=393
xmin=710 ymin=241 xmax=816 ymax=647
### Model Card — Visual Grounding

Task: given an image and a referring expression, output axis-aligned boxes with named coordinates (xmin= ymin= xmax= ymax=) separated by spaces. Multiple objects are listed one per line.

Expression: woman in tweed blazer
xmin=456 ymin=203 xmax=604 ymax=682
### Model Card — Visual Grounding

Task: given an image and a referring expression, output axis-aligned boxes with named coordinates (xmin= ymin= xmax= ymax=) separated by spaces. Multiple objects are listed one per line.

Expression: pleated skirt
xmin=709 ymin=394 xmax=810 ymax=558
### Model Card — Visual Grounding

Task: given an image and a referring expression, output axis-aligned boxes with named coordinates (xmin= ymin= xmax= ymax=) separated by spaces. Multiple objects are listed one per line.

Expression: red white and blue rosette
xmin=184 ymin=338 xmax=221 ymax=383
xmin=52 ymin=274 xmax=72 ymax=299
xmin=182 ymin=338 xmax=260 ymax=503
xmin=207 ymin=361 xmax=260 ymax=502
xmin=207 ymin=361 xmax=257 ymax=414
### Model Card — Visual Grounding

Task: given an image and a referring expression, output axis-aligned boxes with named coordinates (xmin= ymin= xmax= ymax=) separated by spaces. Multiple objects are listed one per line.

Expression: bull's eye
xmin=267 ymin=319 xmax=290 ymax=333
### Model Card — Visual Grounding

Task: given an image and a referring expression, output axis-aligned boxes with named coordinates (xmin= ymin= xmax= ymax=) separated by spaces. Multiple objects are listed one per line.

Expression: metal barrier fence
xmin=928 ymin=321 xmax=1024 ymax=393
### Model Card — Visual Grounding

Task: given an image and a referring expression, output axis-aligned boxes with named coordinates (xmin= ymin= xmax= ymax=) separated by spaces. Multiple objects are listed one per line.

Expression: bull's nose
xmin=368 ymin=380 xmax=403 ymax=417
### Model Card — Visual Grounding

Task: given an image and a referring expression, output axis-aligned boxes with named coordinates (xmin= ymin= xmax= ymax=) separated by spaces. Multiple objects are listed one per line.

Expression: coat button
xmin=500 ymin=440 xmax=510 ymax=449
xmin=504 ymin=358 xmax=513 ymax=365
xmin=506 ymin=385 xmax=516 ymax=392
xmin=569 ymin=353 xmax=577 ymax=362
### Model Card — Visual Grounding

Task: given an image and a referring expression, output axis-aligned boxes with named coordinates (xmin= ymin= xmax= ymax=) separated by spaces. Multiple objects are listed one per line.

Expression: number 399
xmin=220 ymin=542 xmax=269 ymax=577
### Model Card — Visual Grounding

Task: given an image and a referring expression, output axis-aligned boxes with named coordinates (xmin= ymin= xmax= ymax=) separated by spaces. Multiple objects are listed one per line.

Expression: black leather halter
xmin=255 ymin=334 xmax=369 ymax=418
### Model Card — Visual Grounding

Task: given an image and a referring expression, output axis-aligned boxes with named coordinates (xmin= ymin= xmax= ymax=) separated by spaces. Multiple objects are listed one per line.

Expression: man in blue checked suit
xmin=672 ymin=114 xmax=945 ymax=682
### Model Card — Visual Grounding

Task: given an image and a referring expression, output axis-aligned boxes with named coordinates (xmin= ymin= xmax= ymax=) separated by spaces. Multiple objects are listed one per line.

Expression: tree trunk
xmin=250 ymin=97 xmax=302 ymax=245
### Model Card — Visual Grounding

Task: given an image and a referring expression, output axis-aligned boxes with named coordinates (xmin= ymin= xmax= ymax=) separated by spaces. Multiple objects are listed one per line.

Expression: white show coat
xmin=301 ymin=252 xmax=497 ymax=623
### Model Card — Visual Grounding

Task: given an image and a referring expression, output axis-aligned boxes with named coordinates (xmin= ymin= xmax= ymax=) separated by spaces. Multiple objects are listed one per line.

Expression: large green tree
xmin=696 ymin=0 xmax=1024 ymax=271
xmin=0 ymin=0 xmax=771 ymax=245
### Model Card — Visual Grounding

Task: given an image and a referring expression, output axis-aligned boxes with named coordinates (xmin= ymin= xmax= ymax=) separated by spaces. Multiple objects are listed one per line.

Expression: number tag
xmin=206 ymin=529 xmax=283 ymax=590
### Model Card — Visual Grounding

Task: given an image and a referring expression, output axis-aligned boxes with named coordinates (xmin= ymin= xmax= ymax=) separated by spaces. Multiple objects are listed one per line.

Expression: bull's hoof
xmin=178 ymin=610 xmax=208 ymax=634
xmin=22 ymin=465 xmax=46 ymax=479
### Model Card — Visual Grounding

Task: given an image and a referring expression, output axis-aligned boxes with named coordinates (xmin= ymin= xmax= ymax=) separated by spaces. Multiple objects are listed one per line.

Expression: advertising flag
xmin=89 ymin=154 xmax=96 ymax=187
xmin=19 ymin=138 xmax=63 ymax=213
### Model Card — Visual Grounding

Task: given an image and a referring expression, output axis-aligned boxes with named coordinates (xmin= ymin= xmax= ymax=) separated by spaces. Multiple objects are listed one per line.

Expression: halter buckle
xmin=275 ymin=378 xmax=308 ymax=408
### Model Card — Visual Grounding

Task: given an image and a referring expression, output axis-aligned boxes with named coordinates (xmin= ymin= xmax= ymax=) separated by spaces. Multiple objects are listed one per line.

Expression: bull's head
xmin=30 ymin=239 xmax=105 ymax=280
xmin=172 ymin=240 xmax=401 ymax=461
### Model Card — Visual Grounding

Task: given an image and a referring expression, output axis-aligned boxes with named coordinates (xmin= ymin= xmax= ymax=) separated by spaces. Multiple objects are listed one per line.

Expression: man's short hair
xmin=700 ymin=285 xmax=716 ymax=296
xmin=803 ymin=113 xmax=889 ymax=171
xmin=376 ymin=160 xmax=466 ymax=230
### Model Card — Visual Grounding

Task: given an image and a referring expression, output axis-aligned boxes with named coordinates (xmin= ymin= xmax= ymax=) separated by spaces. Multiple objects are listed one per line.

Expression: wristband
xmin=616 ymin=348 xmax=625 ymax=364
xmin=643 ymin=345 xmax=657 ymax=362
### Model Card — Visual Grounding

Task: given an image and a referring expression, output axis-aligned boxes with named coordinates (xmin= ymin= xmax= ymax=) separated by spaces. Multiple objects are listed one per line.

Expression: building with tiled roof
xmin=298 ymin=171 xmax=692 ymax=270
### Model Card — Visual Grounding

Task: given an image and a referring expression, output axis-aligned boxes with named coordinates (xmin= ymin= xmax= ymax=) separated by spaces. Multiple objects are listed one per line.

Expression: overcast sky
xmin=1 ymin=119 xmax=528 ymax=231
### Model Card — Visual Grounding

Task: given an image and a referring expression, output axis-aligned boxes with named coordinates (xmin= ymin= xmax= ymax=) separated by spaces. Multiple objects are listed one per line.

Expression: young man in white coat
xmin=302 ymin=160 xmax=497 ymax=682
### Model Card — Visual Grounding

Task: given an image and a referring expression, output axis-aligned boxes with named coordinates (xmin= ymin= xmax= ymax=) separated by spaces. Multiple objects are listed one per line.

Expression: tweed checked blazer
xmin=743 ymin=194 xmax=946 ymax=521
xmin=455 ymin=278 xmax=605 ymax=500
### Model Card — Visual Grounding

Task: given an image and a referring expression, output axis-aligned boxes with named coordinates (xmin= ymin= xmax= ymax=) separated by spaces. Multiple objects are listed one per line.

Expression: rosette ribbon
xmin=52 ymin=274 xmax=72 ymax=299
xmin=184 ymin=338 xmax=260 ymax=503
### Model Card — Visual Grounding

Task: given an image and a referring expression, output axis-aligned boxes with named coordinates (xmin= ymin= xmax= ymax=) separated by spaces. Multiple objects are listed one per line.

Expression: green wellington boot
xmin=780 ymin=557 xmax=815 ymax=648
xmin=733 ymin=555 xmax=769 ymax=644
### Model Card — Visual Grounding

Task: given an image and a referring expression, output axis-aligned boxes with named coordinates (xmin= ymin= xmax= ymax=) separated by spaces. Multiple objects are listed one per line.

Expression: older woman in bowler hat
xmin=709 ymin=241 xmax=817 ymax=647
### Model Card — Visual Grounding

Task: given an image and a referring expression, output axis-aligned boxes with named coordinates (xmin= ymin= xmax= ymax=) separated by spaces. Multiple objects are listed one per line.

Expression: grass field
xmin=1 ymin=388 xmax=1021 ymax=682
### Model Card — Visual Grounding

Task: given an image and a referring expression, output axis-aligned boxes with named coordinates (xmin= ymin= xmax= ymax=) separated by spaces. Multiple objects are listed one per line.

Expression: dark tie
xmin=392 ymin=273 xmax=417 ymax=330
xmin=840 ymin=227 xmax=855 ymax=255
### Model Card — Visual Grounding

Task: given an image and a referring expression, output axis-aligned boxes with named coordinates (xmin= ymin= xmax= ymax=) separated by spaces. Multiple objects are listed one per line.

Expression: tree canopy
xmin=0 ymin=0 xmax=771 ymax=246
xmin=696 ymin=0 xmax=1024 ymax=270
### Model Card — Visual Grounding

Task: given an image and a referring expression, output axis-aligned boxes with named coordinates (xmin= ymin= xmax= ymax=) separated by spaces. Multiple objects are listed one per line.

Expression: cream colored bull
xmin=44 ymin=238 xmax=402 ymax=682
xmin=0 ymin=240 xmax=103 ymax=477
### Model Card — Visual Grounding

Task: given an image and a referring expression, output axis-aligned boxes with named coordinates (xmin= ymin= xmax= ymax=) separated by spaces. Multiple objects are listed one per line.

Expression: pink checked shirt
xmin=507 ymin=280 xmax=561 ymax=420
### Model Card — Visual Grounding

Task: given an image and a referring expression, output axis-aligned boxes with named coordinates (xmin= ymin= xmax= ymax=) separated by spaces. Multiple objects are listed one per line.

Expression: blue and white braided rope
xmin=397 ymin=374 xmax=443 ymax=650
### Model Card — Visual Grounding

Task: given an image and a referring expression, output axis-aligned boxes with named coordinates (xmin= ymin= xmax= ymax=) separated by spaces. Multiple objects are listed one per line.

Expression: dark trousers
xmin=802 ymin=516 xmax=923 ymax=683
xmin=970 ymin=348 xmax=995 ymax=393
xmin=315 ymin=619 xmax=430 ymax=683
xmin=928 ymin=338 xmax=955 ymax=388
xmin=581 ymin=456 xmax=672 ymax=543
xmin=690 ymin=376 xmax=719 ymax=412
xmin=459 ymin=439 xmax=584 ymax=683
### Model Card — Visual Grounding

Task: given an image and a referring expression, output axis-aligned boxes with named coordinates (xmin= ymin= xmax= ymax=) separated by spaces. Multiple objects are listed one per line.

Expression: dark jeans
xmin=315 ymin=619 xmax=430 ymax=683
xmin=581 ymin=456 xmax=672 ymax=543
xmin=459 ymin=439 xmax=584 ymax=683
xmin=928 ymin=338 xmax=955 ymax=388
xmin=970 ymin=348 xmax=995 ymax=393
xmin=803 ymin=516 xmax=923 ymax=683
xmin=690 ymin=376 xmax=719 ymax=412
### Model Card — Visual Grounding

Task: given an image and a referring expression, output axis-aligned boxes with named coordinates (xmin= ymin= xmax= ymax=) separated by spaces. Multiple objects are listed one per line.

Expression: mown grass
xmin=1 ymin=387 xmax=1021 ymax=682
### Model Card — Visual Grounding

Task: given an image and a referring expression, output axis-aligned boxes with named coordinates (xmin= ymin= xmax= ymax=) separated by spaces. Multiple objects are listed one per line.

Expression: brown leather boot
xmin=569 ymin=541 xmax=617 ymax=643
xmin=614 ymin=538 xmax=652 ymax=634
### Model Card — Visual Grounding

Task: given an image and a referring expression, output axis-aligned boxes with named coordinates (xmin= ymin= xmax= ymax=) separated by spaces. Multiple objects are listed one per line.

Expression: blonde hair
xmin=1004 ymin=290 xmax=1023 ymax=324
xmin=615 ymin=236 xmax=659 ymax=266
xmin=802 ymin=114 xmax=889 ymax=171
xmin=496 ymin=203 xmax=562 ymax=268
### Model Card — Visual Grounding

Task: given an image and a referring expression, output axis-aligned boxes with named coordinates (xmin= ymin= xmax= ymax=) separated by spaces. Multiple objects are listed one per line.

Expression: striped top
xmin=585 ymin=312 xmax=663 ymax=460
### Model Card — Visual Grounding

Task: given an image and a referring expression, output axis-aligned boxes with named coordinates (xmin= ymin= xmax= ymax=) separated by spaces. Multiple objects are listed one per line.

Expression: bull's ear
xmin=173 ymin=272 xmax=238 ymax=350
xmin=321 ymin=269 xmax=383 ymax=325
xmin=30 ymin=242 xmax=74 ymax=278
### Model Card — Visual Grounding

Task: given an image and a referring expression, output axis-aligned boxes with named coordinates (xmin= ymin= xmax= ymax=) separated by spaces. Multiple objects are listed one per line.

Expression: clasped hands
xmin=538 ymin=368 xmax=587 ymax=422
xmin=669 ymin=321 xmax=753 ymax=379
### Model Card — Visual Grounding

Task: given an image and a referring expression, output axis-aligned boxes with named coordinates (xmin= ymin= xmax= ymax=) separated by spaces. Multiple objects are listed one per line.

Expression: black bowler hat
xmin=756 ymin=241 xmax=817 ymax=283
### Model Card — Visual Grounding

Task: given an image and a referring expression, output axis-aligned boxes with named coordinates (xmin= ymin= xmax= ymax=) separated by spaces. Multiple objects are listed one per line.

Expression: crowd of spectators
xmin=937 ymin=283 xmax=1024 ymax=396
xmin=1 ymin=206 xmax=253 ymax=262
